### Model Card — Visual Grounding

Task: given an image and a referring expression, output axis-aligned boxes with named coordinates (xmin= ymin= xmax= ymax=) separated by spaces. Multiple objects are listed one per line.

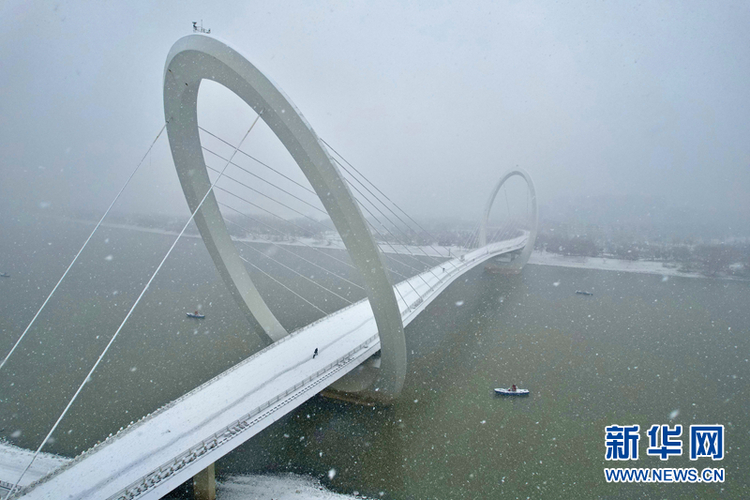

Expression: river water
xmin=1 ymin=216 xmax=748 ymax=498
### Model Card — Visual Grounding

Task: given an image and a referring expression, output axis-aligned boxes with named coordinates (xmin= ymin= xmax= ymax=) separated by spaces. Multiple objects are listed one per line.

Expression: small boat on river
xmin=495 ymin=387 xmax=529 ymax=396
xmin=186 ymin=311 xmax=205 ymax=319
xmin=0 ymin=273 xmax=10 ymax=278
xmin=575 ymin=290 xmax=593 ymax=296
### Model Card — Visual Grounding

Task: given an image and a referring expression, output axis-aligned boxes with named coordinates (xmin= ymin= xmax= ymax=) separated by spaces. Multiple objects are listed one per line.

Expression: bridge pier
xmin=193 ymin=463 xmax=216 ymax=500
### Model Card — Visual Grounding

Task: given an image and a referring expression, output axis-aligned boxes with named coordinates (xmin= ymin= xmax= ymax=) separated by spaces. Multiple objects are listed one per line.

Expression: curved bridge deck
xmin=12 ymin=236 xmax=525 ymax=500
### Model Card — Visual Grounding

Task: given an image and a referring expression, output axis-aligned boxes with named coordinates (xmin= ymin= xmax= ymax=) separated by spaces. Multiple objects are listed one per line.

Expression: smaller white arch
xmin=478 ymin=169 xmax=538 ymax=269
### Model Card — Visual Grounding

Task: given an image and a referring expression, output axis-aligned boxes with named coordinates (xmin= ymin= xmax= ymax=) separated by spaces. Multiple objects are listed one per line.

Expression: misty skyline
xmin=1 ymin=1 xmax=748 ymax=224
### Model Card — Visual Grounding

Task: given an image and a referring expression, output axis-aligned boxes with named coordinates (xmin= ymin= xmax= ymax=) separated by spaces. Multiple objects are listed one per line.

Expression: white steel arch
xmin=478 ymin=169 xmax=538 ymax=269
xmin=163 ymin=35 xmax=407 ymax=398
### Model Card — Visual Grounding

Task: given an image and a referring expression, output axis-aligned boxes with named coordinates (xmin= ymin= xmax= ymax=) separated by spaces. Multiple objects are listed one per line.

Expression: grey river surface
xmin=1 ymin=216 xmax=748 ymax=499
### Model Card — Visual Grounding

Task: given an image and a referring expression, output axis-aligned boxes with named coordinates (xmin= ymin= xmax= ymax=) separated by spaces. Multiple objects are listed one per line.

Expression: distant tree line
xmin=535 ymin=232 xmax=750 ymax=278
xmin=89 ymin=210 xmax=750 ymax=279
xmin=535 ymin=233 xmax=601 ymax=258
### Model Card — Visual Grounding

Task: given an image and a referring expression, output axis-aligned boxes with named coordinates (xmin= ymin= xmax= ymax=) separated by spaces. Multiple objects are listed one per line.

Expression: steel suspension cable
xmin=215 ymin=193 xmax=383 ymax=277
xmin=213 ymin=187 xmax=412 ymax=309
xmin=203 ymin=146 xmax=326 ymax=214
xmin=322 ymin=161 xmax=433 ymax=291
xmin=233 ymin=236 xmax=353 ymax=306
xmin=488 ymin=205 xmax=517 ymax=243
xmin=489 ymin=219 xmax=515 ymax=246
xmin=340 ymin=180 xmax=438 ymax=279
xmin=212 ymin=177 xmax=424 ymax=280
xmin=462 ymin=221 xmax=481 ymax=249
xmin=205 ymin=165 xmax=328 ymax=224
xmin=202 ymin=134 xmax=414 ymax=311
xmin=333 ymin=159 xmax=444 ymax=282
xmin=219 ymin=206 xmax=365 ymax=291
xmin=198 ymin=126 xmax=318 ymax=197
xmin=0 ymin=123 xmax=167 ymax=372
xmin=236 ymin=254 xmax=327 ymax=315
xmin=203 ymin=131 xmax=436 ymax=282
xmin=221 ymin=204 xmax=410 ymax=311
xmin=329 ymin=187 xmax=427 ymax=300
xmin=5 ymin=118 xmax=259 ymax=498
xmin=329 ymin=153 xmax=451 ymax=272
xmin=333 ymin=158 xmax=444 ymax=269
xmin=201 ymin=128 xmax=417 ymax=307
xmin=321 ymin=139 xmax=458 ymax=276
xmin=470 ymin=228 xmax=480 ymax=249
xmin=322 ymin=138 xmax=460 ymax=270
xmin=215 ymin=186 xmax=317 ymax=237
xmin=489 ymin=219 xmax=512 ymax=244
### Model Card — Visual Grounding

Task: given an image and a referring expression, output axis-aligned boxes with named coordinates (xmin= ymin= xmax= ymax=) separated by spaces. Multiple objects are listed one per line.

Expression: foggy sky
xmin=1 ymin=0 xmax=749 ymax=223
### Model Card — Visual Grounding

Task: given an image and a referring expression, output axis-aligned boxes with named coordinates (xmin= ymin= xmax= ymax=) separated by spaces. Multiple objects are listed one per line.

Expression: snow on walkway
xmin=10 ymin=238 xmax=525 ymax=500
xmin=0 ymin=444 xmax=68 ymax=493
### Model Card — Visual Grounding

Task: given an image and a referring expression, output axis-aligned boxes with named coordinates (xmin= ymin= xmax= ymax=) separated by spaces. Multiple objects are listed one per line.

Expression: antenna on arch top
xmin=192 ymin=20 xmax=211 ymax=34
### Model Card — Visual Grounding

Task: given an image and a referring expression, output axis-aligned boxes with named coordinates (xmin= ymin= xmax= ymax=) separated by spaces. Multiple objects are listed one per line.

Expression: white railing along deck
xmin=9 ymin=236 xmax=526 ymax=500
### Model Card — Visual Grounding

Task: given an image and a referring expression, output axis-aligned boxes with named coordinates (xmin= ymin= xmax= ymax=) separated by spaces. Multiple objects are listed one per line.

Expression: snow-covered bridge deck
xmin=8 ymin=236 xmax=525 ymax=500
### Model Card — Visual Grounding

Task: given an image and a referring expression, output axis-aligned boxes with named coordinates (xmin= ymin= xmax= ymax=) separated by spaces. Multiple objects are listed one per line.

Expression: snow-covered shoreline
xmin=218 ymin=474 xmax=364 ymax=500
xmin=0 ymin=442 xmax=361 ymax=499
xmin=54 ymin=217 xmax=748 ymax=280
xmin=528 ymin=251 xmax=712 ymax=279
xmin=63 ymin=218 xmax=458 ymax=258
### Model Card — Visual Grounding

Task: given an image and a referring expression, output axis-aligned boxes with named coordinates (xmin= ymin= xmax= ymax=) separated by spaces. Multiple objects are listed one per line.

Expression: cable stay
xmin=333 ymin=158 xmax=446 ymax=269
xmin=334 ymin=158 xmax=444 ymax=280
xmin=233 ymin=235 xmax=353 ymax=306
xmin=213 ymin=184 xmax=413 ymax=310
xmin=5 ymin=119 xmax=259 ymax=498
xmin=212 ymin=171 xmax=432 ymax=280
xmin=0 ymin=122 xmax=167 ymax=373
xmin=200 ymin=127 xmax=453 ymax=303
xmin=199 ymin=126 xmax=319 ymax=198
xmin=206 ymin=164 xmax=328 ymax=223
xmin=236 ymin=254 xmax=328 ymax=316
xmin=215 ymin=196 xmax=375 ymax=277
xmin=321 ymin=138 xmax=462 ymax=270
xmin=202 ymin=145 xmax=327 ymax=214
xmin=221 ymin=209 xmax=365 ymax=292
xmin=307 ymin=157 xmax=433 ymax=297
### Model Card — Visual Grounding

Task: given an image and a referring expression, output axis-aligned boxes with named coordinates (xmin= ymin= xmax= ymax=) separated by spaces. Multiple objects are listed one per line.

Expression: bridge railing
xmin=109 ymin=333 xmax=380 ymax=500
xmin=400 ymin=235 xmax=527 ymax=312
xmin=19 ymin=238 xmax=526 ymax=498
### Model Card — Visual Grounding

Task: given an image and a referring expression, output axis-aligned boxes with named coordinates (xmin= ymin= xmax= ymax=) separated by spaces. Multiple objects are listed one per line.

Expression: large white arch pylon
xmin=478 ymin=169 xmax=538 ymax=269
xmin=163 ymin=35 xmax=407 ymax=398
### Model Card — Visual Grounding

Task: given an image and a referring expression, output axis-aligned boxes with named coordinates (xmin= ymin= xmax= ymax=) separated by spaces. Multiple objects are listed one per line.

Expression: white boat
xmin=494 ymin=387 xmax=529 ymax=396
xmin=186 ymin=312 xmax=205 ymax=319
